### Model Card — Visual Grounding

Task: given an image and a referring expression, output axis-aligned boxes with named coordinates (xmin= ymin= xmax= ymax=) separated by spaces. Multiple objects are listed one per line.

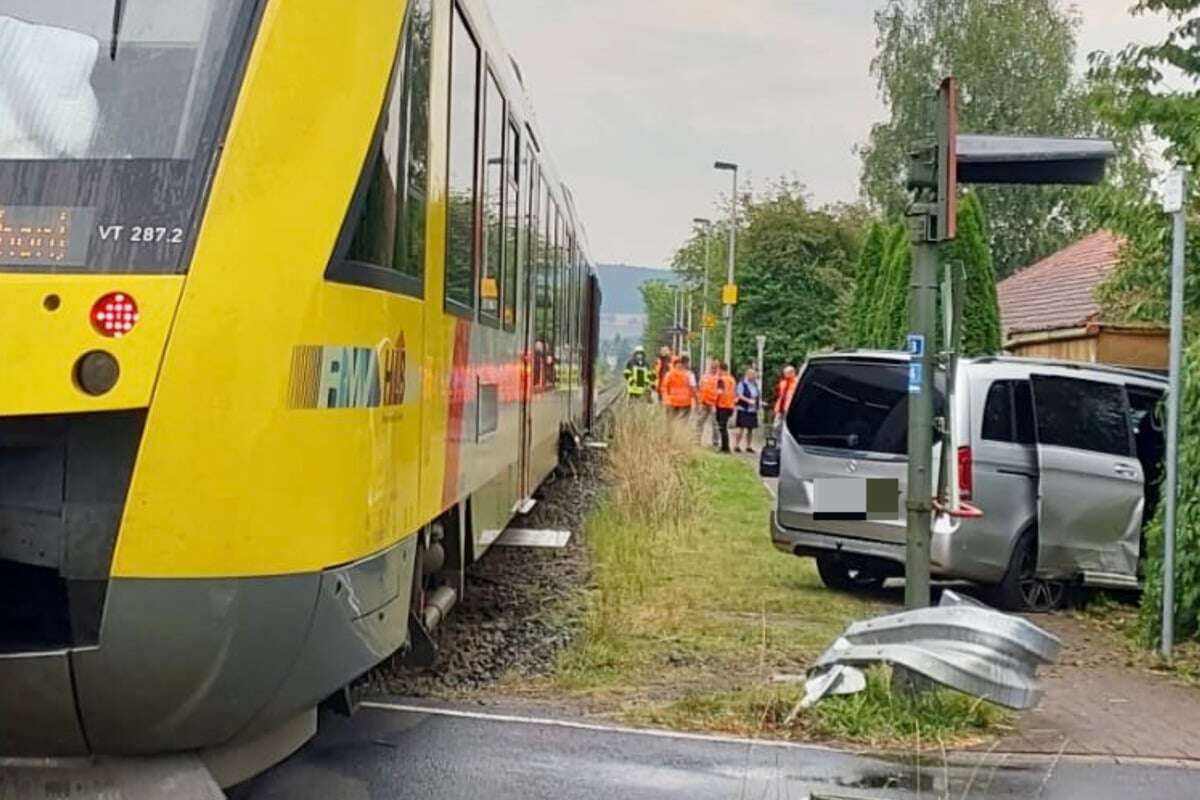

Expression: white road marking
xmin=360 ymin=701 xmax=842 ymax=754
xmin=359 ymin=701 xmax=1200 ymax=770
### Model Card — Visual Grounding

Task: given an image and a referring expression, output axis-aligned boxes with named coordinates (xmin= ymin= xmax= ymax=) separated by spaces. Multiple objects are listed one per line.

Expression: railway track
xmin=594 ymin=382 xmax=625 ymax=420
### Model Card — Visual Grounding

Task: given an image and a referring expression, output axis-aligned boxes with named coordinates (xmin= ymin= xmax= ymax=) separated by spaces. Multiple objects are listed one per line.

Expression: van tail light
xmin=957 ymin=446 xmax=974 ymax=501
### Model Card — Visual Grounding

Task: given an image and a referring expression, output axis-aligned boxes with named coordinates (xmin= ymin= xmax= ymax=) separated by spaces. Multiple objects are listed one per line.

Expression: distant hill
xmin=595 ymin=263 xmax=675 ymax=316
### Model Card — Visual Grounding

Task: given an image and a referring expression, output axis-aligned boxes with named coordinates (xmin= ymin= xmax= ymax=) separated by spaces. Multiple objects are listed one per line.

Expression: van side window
xmin=1032 ymin=376 xmax=1132 ymax=457
xmin=981 ymin=382 xmax=1013 ymax=442
xmin=1012 ymin=380 xmax=1036 ymax=444
xmin=982 ymin=380 xmax=1036 ymax=445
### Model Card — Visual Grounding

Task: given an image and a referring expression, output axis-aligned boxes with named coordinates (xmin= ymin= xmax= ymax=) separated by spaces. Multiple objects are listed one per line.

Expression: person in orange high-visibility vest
xmin=773 ymin=365 xmax=798 ymax=422
xmin=695 ymin=358 xmax=721 ymax=446
xmin=654 ymin=346 xmax=674 ymax=401
xmin=662 ymin=354 xmax=696 ymax=419
xmin=715 ymin=362 xmax=737 ymax=453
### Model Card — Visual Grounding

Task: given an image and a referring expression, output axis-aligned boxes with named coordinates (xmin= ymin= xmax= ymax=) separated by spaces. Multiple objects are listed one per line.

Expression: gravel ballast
xmin=364 ymin=443 xmax=608 ymax=697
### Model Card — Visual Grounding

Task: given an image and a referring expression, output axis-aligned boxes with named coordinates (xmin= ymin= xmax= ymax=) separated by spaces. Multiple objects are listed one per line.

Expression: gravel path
xmin=363 ymin=443 xmax=608 ymax=697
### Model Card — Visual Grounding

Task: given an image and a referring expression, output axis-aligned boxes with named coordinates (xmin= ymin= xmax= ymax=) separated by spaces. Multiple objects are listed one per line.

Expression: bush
xmin=1141 ymin=330 xmax=1200 ymax=644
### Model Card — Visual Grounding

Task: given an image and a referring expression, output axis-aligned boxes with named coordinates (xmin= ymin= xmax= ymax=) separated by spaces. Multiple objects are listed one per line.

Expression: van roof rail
xmin=970 ymin=355 xmax=1167 ymax=383
xmin=813 ymin=351 xmax=1166 ymax=385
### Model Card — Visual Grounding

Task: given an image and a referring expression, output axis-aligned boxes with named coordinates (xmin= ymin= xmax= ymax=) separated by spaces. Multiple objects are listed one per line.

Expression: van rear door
xmin=1029 ymin=374 xmax=1143 ymax=580
xmin=777 ymin=358 xmax=943 ymax=545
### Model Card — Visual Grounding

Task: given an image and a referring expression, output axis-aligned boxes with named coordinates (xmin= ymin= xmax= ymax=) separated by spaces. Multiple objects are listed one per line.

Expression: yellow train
xmin=0 ymin=0 xmax=600 ymax=783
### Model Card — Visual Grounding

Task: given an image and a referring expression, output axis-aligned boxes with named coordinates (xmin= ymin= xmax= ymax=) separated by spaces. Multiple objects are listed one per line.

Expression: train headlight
xmin=91 ymin=292 xmax=140 ymax=337
xmin=75 ymin=351 xmax=120 ymax=396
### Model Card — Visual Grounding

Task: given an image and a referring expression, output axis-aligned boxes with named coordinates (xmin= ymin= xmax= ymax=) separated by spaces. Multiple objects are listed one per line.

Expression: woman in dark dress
xmin=733 ymin=368 xmax=761 ymax=453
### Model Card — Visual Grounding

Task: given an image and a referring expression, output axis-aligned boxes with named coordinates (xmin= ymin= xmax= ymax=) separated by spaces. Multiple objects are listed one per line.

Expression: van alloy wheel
xmin=1017 ymin=543 xmax=1065 ymax=612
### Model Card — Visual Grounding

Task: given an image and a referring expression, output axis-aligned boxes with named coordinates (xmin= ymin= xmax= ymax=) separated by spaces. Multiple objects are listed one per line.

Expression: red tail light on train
xmin=91 ymin=292 xmax=140 ymax=338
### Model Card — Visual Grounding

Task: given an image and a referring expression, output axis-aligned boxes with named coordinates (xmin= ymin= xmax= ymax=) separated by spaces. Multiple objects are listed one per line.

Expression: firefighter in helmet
xmin=624 ymin=346 xmax=654 ymax=401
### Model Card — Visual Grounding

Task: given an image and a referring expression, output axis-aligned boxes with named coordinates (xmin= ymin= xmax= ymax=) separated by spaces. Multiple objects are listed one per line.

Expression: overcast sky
xmin=490 ymin=1 xmax=1170 ymax=269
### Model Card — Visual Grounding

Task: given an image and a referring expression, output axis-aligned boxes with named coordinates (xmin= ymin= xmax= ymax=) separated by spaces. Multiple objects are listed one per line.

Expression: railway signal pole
xmin=902 ymin=77 xmax=1115 ymax=610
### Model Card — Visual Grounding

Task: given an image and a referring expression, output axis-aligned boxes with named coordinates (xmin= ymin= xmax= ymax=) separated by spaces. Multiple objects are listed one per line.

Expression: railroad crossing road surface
xmin=228 ymin=700 xmax=1200 ymax=800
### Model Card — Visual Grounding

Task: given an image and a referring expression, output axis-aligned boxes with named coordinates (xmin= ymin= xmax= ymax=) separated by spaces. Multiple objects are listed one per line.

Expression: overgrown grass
xmin=809 ymin=667 xmax=1006 ymax=747
xmin=629 ymin=668 xmax=1004 ymax=750
xmin=528 ymin=403 xmax=1008 ymax=749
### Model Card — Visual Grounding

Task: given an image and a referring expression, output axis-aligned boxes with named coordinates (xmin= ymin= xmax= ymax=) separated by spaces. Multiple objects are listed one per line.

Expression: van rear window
xmin=786 ymin=361 xmax=944 ymax=456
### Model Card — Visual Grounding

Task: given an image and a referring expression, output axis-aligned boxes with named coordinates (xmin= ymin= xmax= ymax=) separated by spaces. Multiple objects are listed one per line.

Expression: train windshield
xmin=0 ymin=0 xmax=257 ymax=273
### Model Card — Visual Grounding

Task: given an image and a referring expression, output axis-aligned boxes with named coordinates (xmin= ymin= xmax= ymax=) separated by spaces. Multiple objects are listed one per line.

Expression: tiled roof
xmin=997 ymin=230 xmax=1123 ymax=337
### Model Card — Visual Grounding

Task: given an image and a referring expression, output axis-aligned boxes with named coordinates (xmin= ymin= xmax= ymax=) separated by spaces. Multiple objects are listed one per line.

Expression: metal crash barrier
xmin=801 ymin=590 xmax=1061 ymax=711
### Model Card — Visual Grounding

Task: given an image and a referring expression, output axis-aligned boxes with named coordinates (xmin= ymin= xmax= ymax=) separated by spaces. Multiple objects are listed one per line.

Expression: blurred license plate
xmin=813 ymin=478 xmax=899 ymax=521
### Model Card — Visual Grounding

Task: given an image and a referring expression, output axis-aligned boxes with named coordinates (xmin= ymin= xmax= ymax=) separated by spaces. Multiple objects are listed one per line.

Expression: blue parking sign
xmin=908 ymin=362 xmax=923 ymax=395
xmin=907 ymin=334 xmax=925 ymax=357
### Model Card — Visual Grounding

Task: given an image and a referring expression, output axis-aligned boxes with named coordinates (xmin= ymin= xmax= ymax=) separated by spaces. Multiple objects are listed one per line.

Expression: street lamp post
xmin=693 ymin=217 xmax=712 ymax=368
xmin=684 ymin=288 xmax=694 ymax=359
xmin=714 ymin=161 xmax=738 ymax=368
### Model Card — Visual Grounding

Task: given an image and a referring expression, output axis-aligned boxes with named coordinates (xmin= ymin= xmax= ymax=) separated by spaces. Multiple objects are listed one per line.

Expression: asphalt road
xmin=228 ymin=701 xmax=1200 ymax=800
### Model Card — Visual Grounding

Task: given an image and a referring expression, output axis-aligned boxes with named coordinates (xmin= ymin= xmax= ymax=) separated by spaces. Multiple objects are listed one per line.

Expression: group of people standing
xmin=624 ymin=345 xmax=799 ymax=454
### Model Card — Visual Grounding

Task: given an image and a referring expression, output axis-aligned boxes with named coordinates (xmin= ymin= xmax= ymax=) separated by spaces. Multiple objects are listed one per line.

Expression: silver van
xmin=770 ymin=352 xmax=1167 ymax=611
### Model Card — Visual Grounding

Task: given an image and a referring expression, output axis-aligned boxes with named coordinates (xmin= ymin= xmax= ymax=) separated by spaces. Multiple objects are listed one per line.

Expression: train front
xmin=0 ymin=0 xmax=319 ymax=777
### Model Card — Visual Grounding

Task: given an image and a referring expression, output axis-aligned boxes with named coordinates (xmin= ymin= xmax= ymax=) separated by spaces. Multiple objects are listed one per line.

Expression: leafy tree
xmin=860 ymin=0 xmax=1114 ymax=277
xmin=857 ymin=195 xmax=1001 ymax=355
xmin=864 ymin=223 xmax=911 ymax=349
xmin=849 ymin=222 xmax=887 ymax=347
xmin=657 ymin=180 xmax=864 ymax=386
xmin=1088 ymin=0 xmax=1200 ymax=643
xmin=946 ymin=192 xmax=1003 ymax=355
xmin=729 ymin=183 xmax=861 ymax=380
xmin=639 ymin=280 xmax=677 ymax=352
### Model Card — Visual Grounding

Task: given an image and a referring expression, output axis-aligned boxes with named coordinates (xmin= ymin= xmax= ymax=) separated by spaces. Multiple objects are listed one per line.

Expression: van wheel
xmin=815 ymin=555 xmax=885 ymax=592
xmin=996 ymin=530 xmax=1064 ymax=613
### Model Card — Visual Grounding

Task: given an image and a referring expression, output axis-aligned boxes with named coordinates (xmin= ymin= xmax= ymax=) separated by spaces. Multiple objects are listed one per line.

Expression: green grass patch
xmin=628 ymin=668 xmax=1006 ymax=749
xmin=522 ymin=405 xmax=1009 ymax=749
xmin=809 ymin=667 xmax=1007 ymax=748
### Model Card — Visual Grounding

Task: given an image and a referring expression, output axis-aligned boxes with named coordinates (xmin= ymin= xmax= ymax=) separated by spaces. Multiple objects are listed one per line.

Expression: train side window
xmin=401 ymin=0 xmax=432 ymax=283
xmin=445 ymin=6 xmax=480 ymax=315
xmin=552 ymin=209 xmax=563 ymax=384
xmin=503 ymin=121 xmax=521 ymax=331
xmin=539 ymin=191 xmax=554 ymax=387
xmin=565 ymin=237 xmax=575 ymax=384
xmin=479 ymin=70 xmax=504 ymax=326
xmin=524 ymin=152 xmax=537 ymax=335
xmin=327 ymin=0 xmax=432 ymax=296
